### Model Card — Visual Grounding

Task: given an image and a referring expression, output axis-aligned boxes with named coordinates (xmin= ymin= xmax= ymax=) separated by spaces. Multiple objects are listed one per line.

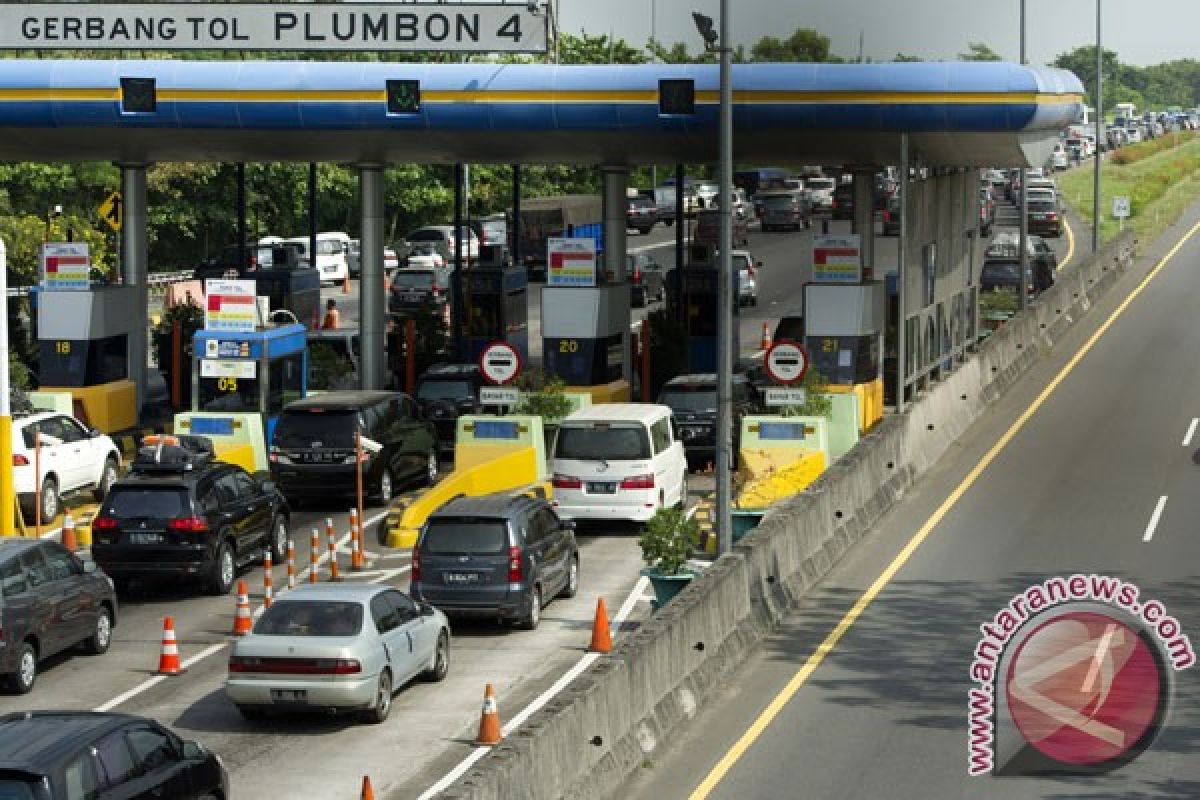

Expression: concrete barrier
xmin=440 ymin=232 xmax=1137 ymax=800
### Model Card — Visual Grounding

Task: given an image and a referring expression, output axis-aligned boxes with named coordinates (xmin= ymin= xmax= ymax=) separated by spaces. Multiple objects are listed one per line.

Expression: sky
xmin=558 ymin=0 xmax=1191 ymax=67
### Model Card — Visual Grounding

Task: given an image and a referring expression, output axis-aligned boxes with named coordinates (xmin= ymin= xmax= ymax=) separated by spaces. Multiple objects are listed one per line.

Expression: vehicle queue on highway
xmin=0 ymin=157 xmax=1079 ymax=799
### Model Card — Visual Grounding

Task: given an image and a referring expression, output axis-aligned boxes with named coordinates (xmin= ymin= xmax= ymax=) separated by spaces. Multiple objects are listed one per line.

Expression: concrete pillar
xmin=602 ymin=166 xmax=630 ymax=385
xmin=119 ymin=163 xmax=149 ymax=414
xmin=851 ymin=167 xmax=875 ymax=279
xmin=359 ymin=164 xmax=386 ymax=390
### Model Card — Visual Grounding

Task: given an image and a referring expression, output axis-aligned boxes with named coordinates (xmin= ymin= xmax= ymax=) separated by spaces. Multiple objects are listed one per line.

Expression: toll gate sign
xmin=41 ymin=242 xmax=90 ymax=291
xmin=547 ymin=238 xmax=597 ymax=288
xmin=204 ymin=279 xmax=257 ymax=333
xmin=812 ymin=234 xmax=862 ymax=284
xmin=764 ymin=340 xmax=809 ymax=386
xmin=479 ymin=341 xmax=522 ymax=386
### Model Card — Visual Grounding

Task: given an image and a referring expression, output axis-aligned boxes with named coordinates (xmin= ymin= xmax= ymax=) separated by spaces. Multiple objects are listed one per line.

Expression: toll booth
xmin=804 ymin=282 xmax=885 ymax=432
xmin=676 ymin=244 xmax=741 ymax=373
xmin=254 ymin=267 xmax=321 ymax=329
xmin=189 ymin=324 xmax=307 ymax=448
xmin=466 ymin=245 xmax=528 ymax=363
xmin=37 ymin=286 xmax=139 ymax=432
xmin=541 ymin=284 xmax=630 ymax=403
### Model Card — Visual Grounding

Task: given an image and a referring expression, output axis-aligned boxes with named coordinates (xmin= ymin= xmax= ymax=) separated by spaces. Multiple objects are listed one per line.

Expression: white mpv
xmin=551 ymin=404 xmax=688 ymax=523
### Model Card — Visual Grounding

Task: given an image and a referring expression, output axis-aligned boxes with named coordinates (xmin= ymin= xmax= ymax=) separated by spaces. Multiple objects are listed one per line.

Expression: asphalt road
xmin=621 ymin=207 xmax=1200 ymax=798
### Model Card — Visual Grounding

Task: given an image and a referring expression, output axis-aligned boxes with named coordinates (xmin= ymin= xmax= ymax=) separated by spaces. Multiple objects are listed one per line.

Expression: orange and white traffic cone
xmin=263 ymin=551 xmax=273 ymax=609
xmin=158 ymin=616 xmax=183 ymax=675
xmin=588 ymin=597 xmax=613 ymax=654
xmin=361 ymin=776 xmax=375 ymax=800
xmin=476 ymin=683 xmax=503 ymax=745
xmin=309 ymin=528 xmax=321 ymax=584
xmin=286 ymin=539 xmax=296 ymax=590
xmin=232 ymin=581 xmax=253 ymax=636
xmin=327 ymin=518 xmax=341 ymax=581
xmin=760 ymin=322 xmax=772 ymax=350
xmin=60 ymin=513 xmax=78 ymax=553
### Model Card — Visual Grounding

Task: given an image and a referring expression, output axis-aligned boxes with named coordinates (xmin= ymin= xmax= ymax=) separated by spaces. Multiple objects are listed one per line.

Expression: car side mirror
xmin=420 ymin=602 xmax=437 ymax=617
xmin=182 ymin=740 xmax=206 ymax=760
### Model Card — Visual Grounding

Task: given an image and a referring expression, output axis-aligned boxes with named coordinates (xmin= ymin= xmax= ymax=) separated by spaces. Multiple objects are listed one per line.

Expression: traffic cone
xmin=286 ymin=539 xmax=296 ymax=590
xmin=361 ymin=776 xmax=375 ymax=800
xmin=263 ymin=552 xmax=273 ymax=608
xmin=588 ymin=597 xmax=613 ymax=654
xmin=60 ymin=513 xmax=78 ymax=553
xmin=760 ymin=322 xmax=772 ymax=350
xmin=158 ymin=616 xmax=183 ymax=675
xmin=309 ymin=528 xmax=321 ymax=583
xmin=232 ymin=580 xmax=252 ymax=636
xmin=476 ymin=683 xmax=503 ymax=745
xmin=351 ymin=508 xmax=365 ymax=570
xmin=327 ymin=518 xmax=341 ymax=581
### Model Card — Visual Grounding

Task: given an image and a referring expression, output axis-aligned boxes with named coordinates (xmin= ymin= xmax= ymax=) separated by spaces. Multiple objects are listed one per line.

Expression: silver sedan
xmin=225 ymin=583 xmax=450 ymax=723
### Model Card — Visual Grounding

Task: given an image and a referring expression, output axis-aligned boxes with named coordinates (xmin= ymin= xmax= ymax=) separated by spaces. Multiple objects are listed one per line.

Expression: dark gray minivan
xmin=410 ymin=495 xmax=578 ymax=630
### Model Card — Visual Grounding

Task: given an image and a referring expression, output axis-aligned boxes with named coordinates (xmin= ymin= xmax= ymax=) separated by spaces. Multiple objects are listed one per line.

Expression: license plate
xmin=127 ymin=532 xmax=163 ymax=545
xmin=587 ymin=481 xmax=617 ymax=494
xmin=271 ymin=689 xmax=308 ymax=704
xmin=444 ymin=572 xmax=479 ymax=585
xmin=404 ymin=292 xmax=423 ymax=302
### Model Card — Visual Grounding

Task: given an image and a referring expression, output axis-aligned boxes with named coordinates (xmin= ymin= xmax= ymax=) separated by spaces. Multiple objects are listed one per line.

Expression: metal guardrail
xmin=6 ymin=270 xmax=195 ymax=297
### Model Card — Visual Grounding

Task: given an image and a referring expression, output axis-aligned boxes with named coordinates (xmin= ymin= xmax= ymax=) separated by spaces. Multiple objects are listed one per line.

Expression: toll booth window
xmin=267 ymin=353 xmax=305 ymax=416
xmin=38 ymin=335 xmax=128 ymax=387
xmin=199 ymin=375 xmax=259 ymax=413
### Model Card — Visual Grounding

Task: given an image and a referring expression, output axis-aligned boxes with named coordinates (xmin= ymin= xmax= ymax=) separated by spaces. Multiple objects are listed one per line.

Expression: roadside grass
xmin=1059 ymin=135 xmax=1200 ymax=245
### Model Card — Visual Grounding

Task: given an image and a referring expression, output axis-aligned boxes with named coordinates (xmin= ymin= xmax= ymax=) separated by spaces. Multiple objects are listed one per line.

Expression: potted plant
xmin=639 ymin=507 xmax=701 ymax=609
xmin=512 ymin=369 xmax=575 ymax=454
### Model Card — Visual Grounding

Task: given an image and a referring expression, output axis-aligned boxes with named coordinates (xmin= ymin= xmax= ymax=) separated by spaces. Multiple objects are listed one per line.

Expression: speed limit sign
xmin=763 ymin=340 xmax=809 ymax=385
xmin=478 ymin=341 xmax=523 ymax=386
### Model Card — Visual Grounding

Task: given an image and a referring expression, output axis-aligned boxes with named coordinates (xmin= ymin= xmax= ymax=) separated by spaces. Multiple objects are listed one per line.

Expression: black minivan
xmin=270 ymin=391 xmax=439 ymax=505
xmin=410 ymin=495 xmax=579 ymax=630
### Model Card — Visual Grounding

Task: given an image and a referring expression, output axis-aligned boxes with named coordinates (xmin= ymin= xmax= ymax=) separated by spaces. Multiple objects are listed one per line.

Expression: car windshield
xmin=316 ymin=240 xmax=343 ymax=255
xmin=659 ymin=389 xmax=718 ymax=413
xmin=103 ymin=488 xmax=188 ymax=519
xmin=807 ymin=179 xmax=834 ymax=190
xmin=556 ymin=424 xmax=651 ymax=461
xmin=417 ymin=380 xmax=472 ymax=402
xmin=395 ymin=272 xmax=435 ymax=289
xmin=0 ymin=779 xmax=36 ymax=800
xmin=422 ymin=520 xmax=509 ymax=555
xmin=273 ymin=410 xmax=358 ymax=448
xmin=982 ymin=262 xmax=1021 ymax=282
xmin=763 ymin=195 xmax=796 ymax=208
xmin=1029 ymin=200 xmax=1057 ymax=212
xmin=254 ymin=601 xmax=363 ymax=636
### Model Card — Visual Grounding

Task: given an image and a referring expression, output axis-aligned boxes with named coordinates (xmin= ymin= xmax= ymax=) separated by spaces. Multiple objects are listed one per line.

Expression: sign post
xmin=204 ymin=278 xmax=258 ymax=332
xmin=41 ymin=242 xmax=91 ymax=291
xmin=763 ymin=341 xmax=809 ymax=408
xmin=546 ymin=238 xmax=598 ymax=287
xmin=478 ymin=341 xmax=522 ymax=410
xmin=811 ymin=234 xmax=862 ymax=284
xmin=98 ymin=191 xmax=122 ymax=233
xmin=1112 ymin=195 xmax=1130 ymax=232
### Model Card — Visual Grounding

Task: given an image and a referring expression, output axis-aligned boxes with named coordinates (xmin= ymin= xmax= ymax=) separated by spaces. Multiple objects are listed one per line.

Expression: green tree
xmin=558 ymin=32 xmax=646 ymax=65
xmin=893 ymin=53 xmax=922 ymax=62
xmin=1053 ymin=45 xmax=1122 ymax=107
xmin=958 ymin=42 xmax=1002 ymax=62
xmin=750 ymin=28 xmax=839 ymax=63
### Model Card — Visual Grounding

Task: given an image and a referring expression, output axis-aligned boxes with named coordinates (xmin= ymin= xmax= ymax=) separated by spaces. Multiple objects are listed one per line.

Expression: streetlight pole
xmin=1093 ymin=0 xmax=1102 ymax=253
xmin=715 ymin=0 xmax=733 ymax=555
xmin=1018 ymin=0 xmax=1029 ymax=313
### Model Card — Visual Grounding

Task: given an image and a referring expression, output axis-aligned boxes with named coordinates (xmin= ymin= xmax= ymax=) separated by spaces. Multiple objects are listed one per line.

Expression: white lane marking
xmin=416 ymin=574 xmax=652 ymax=800
xmin=91 ymin=509 xmax=394 ymax=713
xmin=628 ymin=235 xmax=691 ymax=255
xmin=1183 ymin=418 xmax=1199 ymax=447
xmin=1143 ymin=496 xmax=1168 ymax=543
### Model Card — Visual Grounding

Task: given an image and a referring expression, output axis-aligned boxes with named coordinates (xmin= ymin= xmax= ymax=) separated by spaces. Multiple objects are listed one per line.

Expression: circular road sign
xmin=479 ymin=341 xmax=523 ymax=386
xmin=764 ymin=340 xmax=809 ymax=386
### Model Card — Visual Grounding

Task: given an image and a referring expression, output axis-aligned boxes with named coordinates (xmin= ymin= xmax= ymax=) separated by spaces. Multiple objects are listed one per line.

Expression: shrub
xmin=638 ymin=506 xmax=700 ymax=576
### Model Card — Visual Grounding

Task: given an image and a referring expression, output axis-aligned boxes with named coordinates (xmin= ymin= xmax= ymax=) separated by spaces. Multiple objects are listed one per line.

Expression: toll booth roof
xmin=0 ymin=61 xmax=1082 ymax=167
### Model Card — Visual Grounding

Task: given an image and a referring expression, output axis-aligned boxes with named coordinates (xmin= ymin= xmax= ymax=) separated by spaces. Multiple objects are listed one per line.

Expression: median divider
xmin=439 ymin=231 xmax=1137 ymax=800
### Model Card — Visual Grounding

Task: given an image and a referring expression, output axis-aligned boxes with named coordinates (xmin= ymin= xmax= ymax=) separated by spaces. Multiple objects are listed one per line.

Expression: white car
xmin=805 ymin=177 xmax=836 ymax=212
xmin=551 ymin=404 xmax=688 ymax=523
xmin=13 ymin=413 xmax=121 ymax=521
xmin=404 ymin=226 xmax=480 ymax=260
xmin=285 ymin=232 xmax=352 ymax=284
xmin=733 ymin=250 xmax=759 ymax=306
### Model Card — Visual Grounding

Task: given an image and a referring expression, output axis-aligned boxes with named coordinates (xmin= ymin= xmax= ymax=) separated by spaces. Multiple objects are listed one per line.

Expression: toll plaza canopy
xmin=0 ymin=60 xmax=1083 ymax=167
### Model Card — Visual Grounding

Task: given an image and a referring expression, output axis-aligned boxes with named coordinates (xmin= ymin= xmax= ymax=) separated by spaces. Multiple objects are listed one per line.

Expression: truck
xmin=515 ymin=194 xmax=604 ymax=282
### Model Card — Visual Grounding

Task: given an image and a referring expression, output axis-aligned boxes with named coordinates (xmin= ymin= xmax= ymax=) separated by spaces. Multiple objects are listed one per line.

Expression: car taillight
xmin=411 ymin=548 xmax=421 ymax=582
xmin=1046 ymin=212 xmax=1058 ymax=220
xmin=228 ymin=656 xmax=361 ymax=675
xmin=633 ymin=267 xmax=642 ymax=284
xmin=508 ymin=545 xmax=523 ymax=582
xmin=620 ymin=474 xmax=656 ymax=490
xmin=552 ymin=474 xmax=582 ymax=489
xmin=168 ymin=516 xmax=209 ymax=533
xmin=432 ymin=286 xmax=441 ymax=297
xmin=883 ymin=210 xmax=891 ymax=223
xmin=92 ymin=516 xmax=118 ymax=531
xmin=11 ymin=454 xmax=28 ymax=466
xmin=269 ymin=446 xmax=279 ymax=463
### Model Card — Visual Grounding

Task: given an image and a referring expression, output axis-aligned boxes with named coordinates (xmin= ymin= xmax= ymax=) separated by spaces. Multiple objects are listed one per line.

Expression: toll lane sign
xmin=204 ymin=279 xmax=257 ymax=332
xmin=98 ymin=191 xmax=122 ymax=232
xmin=41 ymin=242 xmax=90 ymax=291
xmin=764 ymin=341 xmax=809 ymax=386
xmin=547 ymin=238 xmax=597 ymax=287
xmin=812 ymin=234 xmax=862 ymax=284
xmin=479 ymin=341 xmax=522 ymax=385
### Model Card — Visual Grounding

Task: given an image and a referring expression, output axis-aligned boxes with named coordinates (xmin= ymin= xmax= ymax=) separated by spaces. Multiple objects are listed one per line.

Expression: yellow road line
xmin=687 ymin=219 xmax=1200 ymax=799
xmin=1060 ymin=214 xmax=1076 ymax=271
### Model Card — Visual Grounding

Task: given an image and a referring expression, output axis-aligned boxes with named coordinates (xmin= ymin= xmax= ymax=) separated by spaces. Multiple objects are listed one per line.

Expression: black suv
xmin=270 ymin=391 xmax=439 ymax=505
xmin=832 ymin=181 xmax=855 ymax=220
xmin=657 ymin=374 xmax=761 ymax=470
xmin=411 ymin=494 xmax=578 ymax=630
xmin=0 ymin=711 xmax=227 ymax=799
xmin=0 ymin=539 xmax=117 ymax=693
xmin=91 ymin=436 xmax=291 ymax=596
xmin=389 ymin=268 xmax=449 ymax=314
xmin=415 ymin=364 xmax=484 ymax=456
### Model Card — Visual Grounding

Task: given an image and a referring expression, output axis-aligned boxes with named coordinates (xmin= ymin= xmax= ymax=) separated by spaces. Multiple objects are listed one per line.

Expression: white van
xmin=284 ymin=231 xmax=352 ymax=284
xmin=551 ymin=404 xmax=688 ymax=523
